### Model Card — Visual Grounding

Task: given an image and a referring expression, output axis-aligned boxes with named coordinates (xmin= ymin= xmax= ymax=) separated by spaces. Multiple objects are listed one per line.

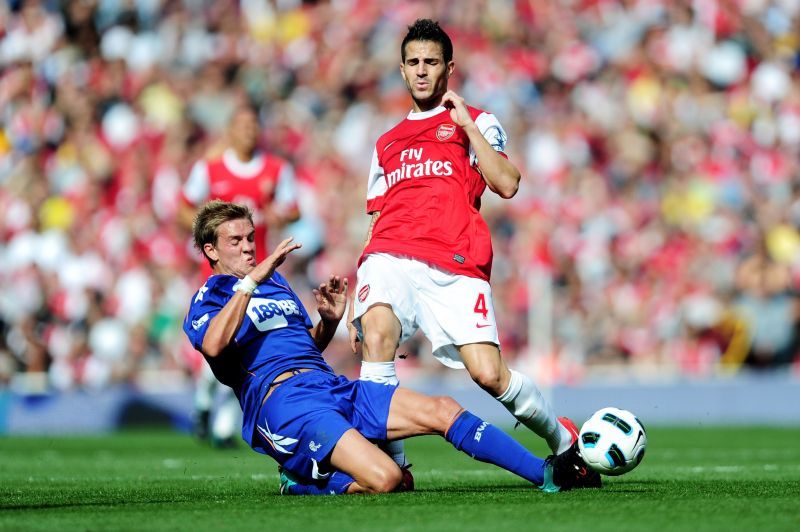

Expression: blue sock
xmin=283 ymin=470 xmax=355 ymax=496
xmin=445 ymin=410 xmax=546 ymax=486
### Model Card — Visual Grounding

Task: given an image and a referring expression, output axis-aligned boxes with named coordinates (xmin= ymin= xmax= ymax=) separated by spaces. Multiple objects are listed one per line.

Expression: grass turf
xmin=2 ymin=426 xmax=799 ymax=531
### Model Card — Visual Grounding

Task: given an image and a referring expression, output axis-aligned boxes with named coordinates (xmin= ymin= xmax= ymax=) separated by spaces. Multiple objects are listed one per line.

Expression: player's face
xmin=401 ymin=40 xmax=454 ymax=112
xmin=205 ymin=218 xmax=257 ymax=277
xmin=228 ymin=109 xmax=259 ymax=156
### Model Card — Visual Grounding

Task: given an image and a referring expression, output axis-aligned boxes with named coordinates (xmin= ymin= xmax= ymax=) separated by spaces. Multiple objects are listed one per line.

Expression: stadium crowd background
xmin=2 ymin=0 xmax=800 ymax=394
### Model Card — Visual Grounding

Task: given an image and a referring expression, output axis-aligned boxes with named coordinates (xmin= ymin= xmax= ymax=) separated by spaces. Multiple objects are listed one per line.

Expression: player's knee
xmin=367 ymin=464 xmax=403 ymax=493
xmin=424 ymin=395 xmax=463 ymax=433
xmin=437 ymin=395 xmax=463 ymax=429
xmin=469 ymin=367 xmax=504 ymax=396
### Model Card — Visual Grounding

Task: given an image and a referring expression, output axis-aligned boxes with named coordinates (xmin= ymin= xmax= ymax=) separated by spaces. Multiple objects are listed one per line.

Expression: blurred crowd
xmin=2 ymin=0 xmax=800 ymax=393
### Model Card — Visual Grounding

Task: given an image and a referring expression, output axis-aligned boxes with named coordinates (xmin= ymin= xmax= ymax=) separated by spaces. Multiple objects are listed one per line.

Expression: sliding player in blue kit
xmin=183 ymin=200 xmax=599 ymax=495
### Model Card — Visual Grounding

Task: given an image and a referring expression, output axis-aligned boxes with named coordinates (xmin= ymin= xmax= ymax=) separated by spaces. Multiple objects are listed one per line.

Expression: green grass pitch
xmin=2 ymin=426 xmax=799 ymax=531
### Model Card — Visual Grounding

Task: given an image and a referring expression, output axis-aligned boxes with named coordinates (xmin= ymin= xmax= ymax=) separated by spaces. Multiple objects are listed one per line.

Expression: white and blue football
xmin=578 ymin=407 xmax=647 ymax=476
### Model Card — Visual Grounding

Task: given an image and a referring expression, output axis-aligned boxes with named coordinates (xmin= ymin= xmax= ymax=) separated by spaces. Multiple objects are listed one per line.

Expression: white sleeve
xmin=365 ymin=147 xmax=387 ymax=207
xmin=469 ymin=112 xmax=509 ymax=166
xmin=274 ymin=162 xmax=298 ymax=208
xmin=182 ymin=160 xmax=210 ymax=205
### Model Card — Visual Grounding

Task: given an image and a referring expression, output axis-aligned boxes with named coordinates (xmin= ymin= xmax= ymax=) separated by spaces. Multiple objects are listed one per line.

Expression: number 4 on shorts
xmin=474 ymin=293 xmax=488 ymax=320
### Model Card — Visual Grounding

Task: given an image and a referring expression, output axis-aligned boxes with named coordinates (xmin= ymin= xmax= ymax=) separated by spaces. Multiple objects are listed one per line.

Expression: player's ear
xmin=203 ymin=242 xmax=219 ymax=263
xmin=447 ymin=60 xmax=454 ymax=78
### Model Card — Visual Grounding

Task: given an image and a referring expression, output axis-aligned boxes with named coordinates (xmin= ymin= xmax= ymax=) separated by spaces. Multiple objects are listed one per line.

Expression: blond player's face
xmin=401 ymin=40 xmax=454 ymax=111
xmin=205 ymin=218 xmax=257 ymax=278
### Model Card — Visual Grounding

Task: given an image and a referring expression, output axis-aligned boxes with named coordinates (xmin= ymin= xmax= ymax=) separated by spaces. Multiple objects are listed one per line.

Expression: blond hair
xmin=192 ymin=200 xmax=254 ymax=265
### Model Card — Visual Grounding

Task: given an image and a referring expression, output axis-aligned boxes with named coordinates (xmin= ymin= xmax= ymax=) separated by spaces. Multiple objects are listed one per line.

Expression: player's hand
xmin=250 ymin=237 xmax=301 ymax=282
xmin=347 ymin=321 xmax=360 ymax=355
xmin=441 ymin=90 xmax=474 ymax=129
xmin=345 ymin=290 xmax=361 ymax=354
xmin=313 ymin=275 xmax=348 ymax=324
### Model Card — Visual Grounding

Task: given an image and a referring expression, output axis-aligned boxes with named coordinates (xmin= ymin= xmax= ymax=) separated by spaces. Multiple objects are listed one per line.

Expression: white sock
xmin=360 ymin=361 xmax=406 ymax=466
xmin=212 ymin=388 xmax=241 ymax=441
xmin=194 ymin=366 xmax=216 ymax=412
xmin=496 ymin=369 xmax=572 ymax=454
xmin=359 ymin=361 xmax=399 ymax=385
xmin=380 ymin=439 xmax=407 ymax=467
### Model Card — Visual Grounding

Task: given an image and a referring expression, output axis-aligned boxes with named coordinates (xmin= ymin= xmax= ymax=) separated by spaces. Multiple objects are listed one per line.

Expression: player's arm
xmin=201 ymin=238 xmax=302 ymax=357
xmin=264 ymin=163 xmax=301 ymax=227
xmin=441 ymin=90 xmax=521 ymax=199
xmin=264 ymin=204 xmax=300 ymax=228
xmin=363 ymin=211 xmax=380 ymax=250
xmin=200 ymin=290 xmax=252 ymax=358
xmin=309 ymin=275 xmax=349 ymax=352
xmin=361 ymin=146 xmax=385 ymax=250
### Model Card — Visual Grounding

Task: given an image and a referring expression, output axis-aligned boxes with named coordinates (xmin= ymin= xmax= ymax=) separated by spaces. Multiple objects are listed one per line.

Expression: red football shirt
xmin=361 ymin=105 xmax=510 ymax=281
xmin=183 ymin=148 xmax=298 ymax=273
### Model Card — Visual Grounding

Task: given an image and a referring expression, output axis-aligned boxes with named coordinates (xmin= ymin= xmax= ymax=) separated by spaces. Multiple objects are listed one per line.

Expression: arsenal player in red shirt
xmin=348 ymin=19 xmax=591 ymax=481
xmin=180 ymin=106 xmax=300 ymax=272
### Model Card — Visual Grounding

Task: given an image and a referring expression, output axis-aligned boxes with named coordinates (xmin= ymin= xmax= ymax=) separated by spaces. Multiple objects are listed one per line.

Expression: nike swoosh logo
xmin=475 ymin=323 xmax=492 ymax=328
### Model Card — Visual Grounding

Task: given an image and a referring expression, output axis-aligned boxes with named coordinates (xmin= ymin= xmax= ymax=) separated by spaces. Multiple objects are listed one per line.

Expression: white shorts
xmin=352 ymin=253 xmax=500 ymax=369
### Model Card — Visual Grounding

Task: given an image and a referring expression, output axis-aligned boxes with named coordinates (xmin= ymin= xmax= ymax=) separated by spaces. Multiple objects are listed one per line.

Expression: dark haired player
xmin=348 ymin=19 xmax=595 ymax=486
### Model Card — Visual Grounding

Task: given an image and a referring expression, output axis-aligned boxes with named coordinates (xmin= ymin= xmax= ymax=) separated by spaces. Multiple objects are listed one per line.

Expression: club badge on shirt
xmin=437 ymin=123 xmax=456 ymax=141
xmin=358 ymin=284 xmax=370 ymax=302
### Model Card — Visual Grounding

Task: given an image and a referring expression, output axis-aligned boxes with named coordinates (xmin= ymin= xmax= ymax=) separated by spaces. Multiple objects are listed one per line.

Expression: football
xmin=578 ymin=407 xmax=647 ymax=476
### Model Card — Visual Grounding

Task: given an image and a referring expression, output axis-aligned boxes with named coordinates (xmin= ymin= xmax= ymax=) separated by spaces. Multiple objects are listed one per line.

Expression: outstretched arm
xmin=441 ymin=90 xmax=521 ymax=199
xmin=201 ymin=238 xmax=302 ymax=357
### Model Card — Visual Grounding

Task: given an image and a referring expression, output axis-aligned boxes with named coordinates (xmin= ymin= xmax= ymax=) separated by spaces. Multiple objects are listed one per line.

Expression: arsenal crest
xmin=358 ymin=284 xmax=370 ymax=302
xmin=436 ymin=123 xmax=456 ymax=141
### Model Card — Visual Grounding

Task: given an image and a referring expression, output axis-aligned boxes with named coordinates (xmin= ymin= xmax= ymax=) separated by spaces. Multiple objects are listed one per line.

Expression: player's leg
xmin=458 ymin=343 xmax=574 ymax=455
xmin=210 ymin=385 xmax=241 ymax=448
xmin=280 ymin=428 xmax=410 ymax=495
xmin=386 ymin=387 xmax=550 ymax=488
xmin=359 ymin=303 xmax=402 ymax=366
xmin=354 ymin=254 xmax=417 ymax=376
xmin=193 ymin=364 xmax=216 ymax=441
xmin=277 ymin=429 xmax=403 ymax=495
xmin=456 ymin=342 xmax=510 ymax=395
xmin=356 ymin=304 xmax=408 ymax=467
xmin=353 ymin=254 xmax=418 ymax=467
xmin=328 ymin=429 xmax=403 ymax=494
xmin=282 ymin=379 xmax=598 ymax=495
xmin=413 ymin=266 xmax=575 ymax=456
xmin=257 ymin=371 xmax=403 ymax=496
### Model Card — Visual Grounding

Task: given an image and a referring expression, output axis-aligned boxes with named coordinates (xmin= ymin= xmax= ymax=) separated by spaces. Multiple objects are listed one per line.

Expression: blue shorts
xmin=251 ymin=370 xmax=397 ymax=482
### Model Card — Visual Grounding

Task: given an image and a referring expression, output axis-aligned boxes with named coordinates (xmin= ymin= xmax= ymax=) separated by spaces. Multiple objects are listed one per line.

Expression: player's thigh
xmin=415 ymin=269 xmax=500 ymax=365
xmin=386 ymin=388 xmax=463 ymax=440
xmin=352 ymin=254 xmax=420 ymax=348
xmin=255 ymin=374 xmax=355 ymax=481
xmin=329 ymin=428 xmax=402 ymax=493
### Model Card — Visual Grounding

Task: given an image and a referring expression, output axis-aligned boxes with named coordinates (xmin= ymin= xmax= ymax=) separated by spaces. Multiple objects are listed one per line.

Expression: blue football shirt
xmin=183 ymin=271 xmax=334 ymax=446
